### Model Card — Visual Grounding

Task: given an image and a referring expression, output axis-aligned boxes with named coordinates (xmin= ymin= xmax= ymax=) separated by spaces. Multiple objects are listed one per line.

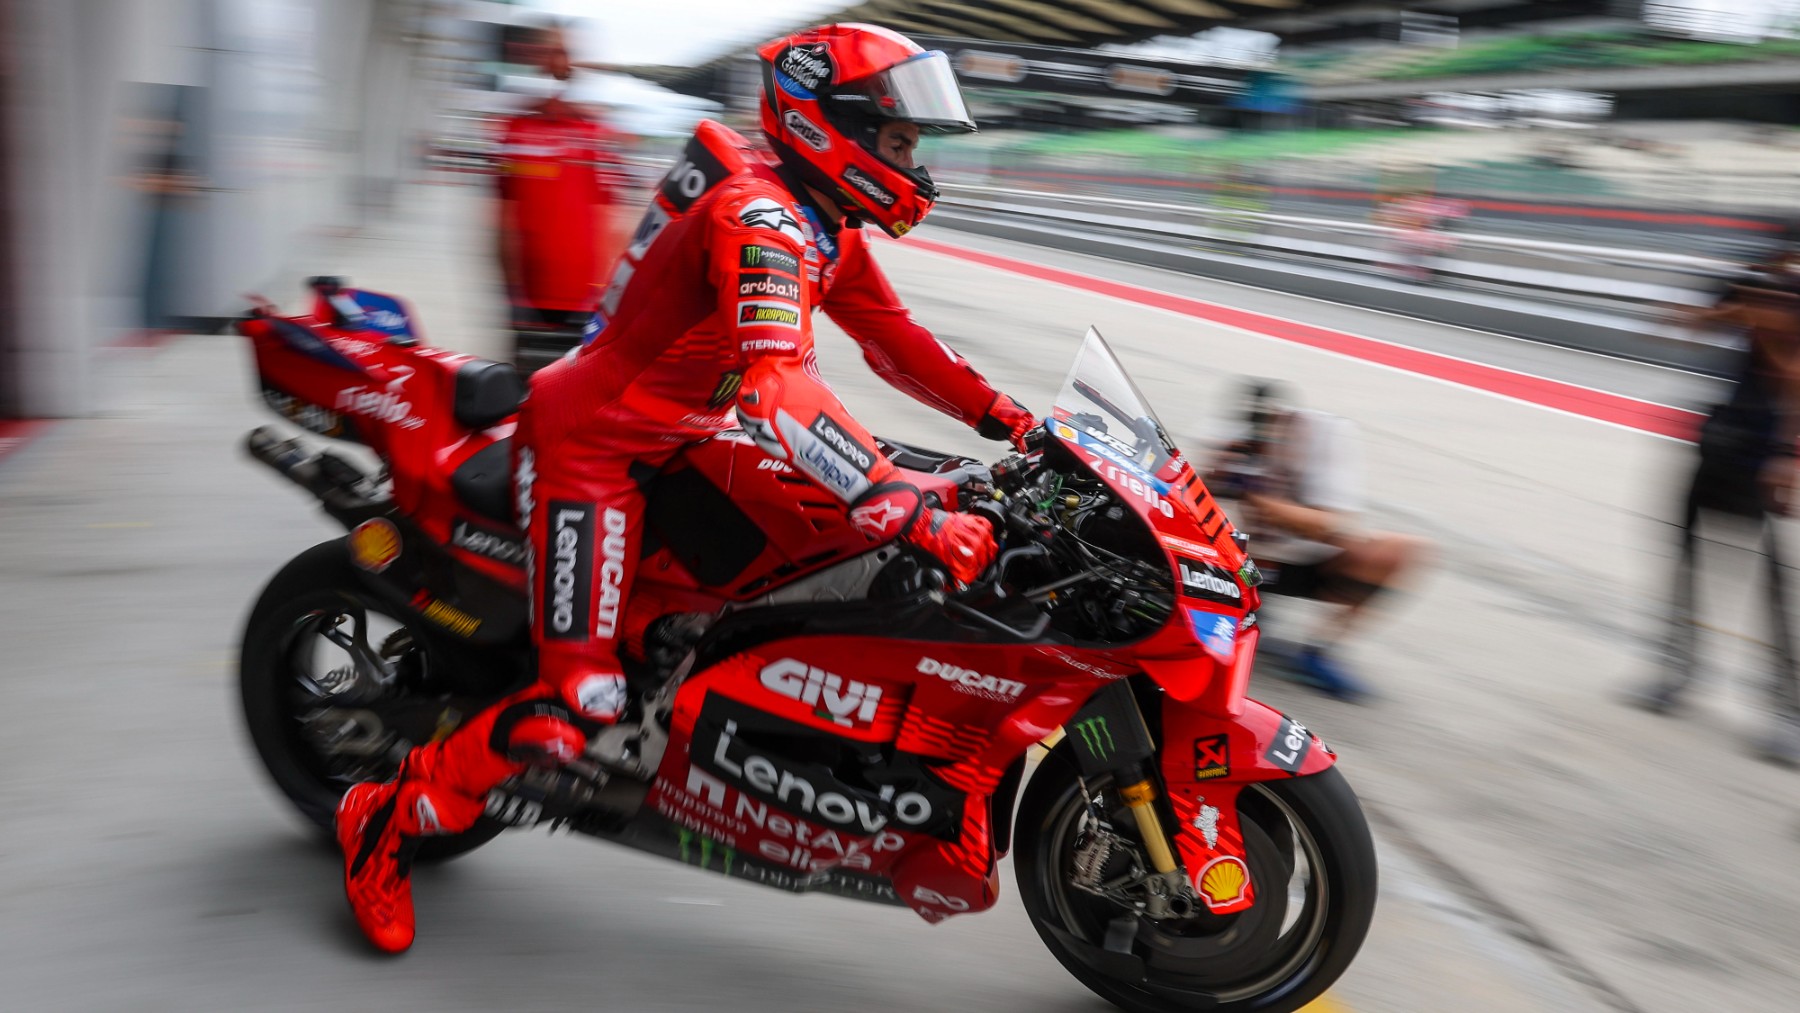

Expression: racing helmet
xmin=757 ymin=23 xmax=976 ymax=238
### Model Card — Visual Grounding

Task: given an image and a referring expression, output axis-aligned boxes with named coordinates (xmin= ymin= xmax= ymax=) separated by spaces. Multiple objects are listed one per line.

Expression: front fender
xmin=1150 ymin=657 xmax=1338 ymax=914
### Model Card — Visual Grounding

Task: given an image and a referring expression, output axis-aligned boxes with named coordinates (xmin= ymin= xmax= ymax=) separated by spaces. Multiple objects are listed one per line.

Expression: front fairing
xmin=1045 ymin=329 xmax=1259 ymax=673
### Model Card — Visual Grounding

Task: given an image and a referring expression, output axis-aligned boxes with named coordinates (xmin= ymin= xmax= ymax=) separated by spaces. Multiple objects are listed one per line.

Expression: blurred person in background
xmin=334 ymin=23 xmax=1037 ymax=953
xmin=1374 ymin=177 xmax=1468 ymax=284
xmin=494 ymin=23 xmax=626 ymax=370
xmin=127 ymin=85 xmax=206 ymax=332
xmin=1629 ymin=234 xmax=1800 ymax=764
xmin=1209 ymin=380 xmax=1428 ymax=702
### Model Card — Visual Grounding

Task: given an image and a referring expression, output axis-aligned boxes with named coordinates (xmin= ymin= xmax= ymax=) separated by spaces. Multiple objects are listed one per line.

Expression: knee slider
xmin=492 ymin=700 xmax=589 ymax=767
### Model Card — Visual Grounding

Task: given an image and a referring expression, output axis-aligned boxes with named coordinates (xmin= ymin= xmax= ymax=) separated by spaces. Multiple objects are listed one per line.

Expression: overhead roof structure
xmin=629 ymin=0 xmax=1617 ymax=97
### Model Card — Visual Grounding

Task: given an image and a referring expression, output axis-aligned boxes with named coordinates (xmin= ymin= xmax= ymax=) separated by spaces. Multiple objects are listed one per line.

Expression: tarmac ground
xmin=2 ymin=179 xmax=1794 ymax=1013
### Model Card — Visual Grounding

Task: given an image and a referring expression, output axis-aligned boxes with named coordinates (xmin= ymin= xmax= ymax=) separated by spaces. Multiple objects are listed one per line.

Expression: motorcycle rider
xmin=335 ymin=23 xmax=1036 ymax=952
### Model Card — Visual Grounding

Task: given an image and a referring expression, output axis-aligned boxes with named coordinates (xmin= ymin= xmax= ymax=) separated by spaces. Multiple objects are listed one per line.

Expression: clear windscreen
xmin=1050 ymin=327 xmax=1177 ymax=476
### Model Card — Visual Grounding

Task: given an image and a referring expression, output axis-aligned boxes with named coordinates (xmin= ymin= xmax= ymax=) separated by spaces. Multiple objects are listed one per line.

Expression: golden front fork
xmin=1118 ymin=779 xmax=1179 ymax=874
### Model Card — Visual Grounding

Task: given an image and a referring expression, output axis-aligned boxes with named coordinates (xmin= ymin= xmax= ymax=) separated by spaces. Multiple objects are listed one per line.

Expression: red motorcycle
xmin=236 ymin=279 xmax=1375 ymax=1013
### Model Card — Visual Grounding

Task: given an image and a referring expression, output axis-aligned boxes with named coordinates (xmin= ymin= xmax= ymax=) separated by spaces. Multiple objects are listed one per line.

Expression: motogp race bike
xmin=235 ymin=279 xmax=1376 ymax=1013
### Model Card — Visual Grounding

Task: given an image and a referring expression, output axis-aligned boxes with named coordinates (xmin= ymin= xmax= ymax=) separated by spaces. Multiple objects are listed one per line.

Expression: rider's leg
xmin=337 ymin=401 xmax=661 ymax=950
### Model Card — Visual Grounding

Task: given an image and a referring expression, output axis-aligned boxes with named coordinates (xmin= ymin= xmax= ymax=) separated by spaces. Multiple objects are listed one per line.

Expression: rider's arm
xmin=707 ymin=192 xmax=898 ymax=508
xmin=708 ymin=193 xmax=998 ymax=576
xmin=823 ymin=232 xmax=1033 ymax=445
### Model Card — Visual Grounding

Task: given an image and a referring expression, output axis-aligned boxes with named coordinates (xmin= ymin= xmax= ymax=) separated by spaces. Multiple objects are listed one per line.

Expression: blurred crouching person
xmin=1629 ymin=247 xmax=1800 ymax=764
xmin=1208 ymin=381 xmax=1429 ymax=702
xmin=495 ymin=24 xmax=626 ymax=372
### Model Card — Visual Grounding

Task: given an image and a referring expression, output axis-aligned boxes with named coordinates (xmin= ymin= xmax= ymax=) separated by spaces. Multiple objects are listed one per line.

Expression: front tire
xmin=1015 ymin=742 xmax=1377 ymax=1012
xmin=239 ymin=538 xmax=506 ymax=861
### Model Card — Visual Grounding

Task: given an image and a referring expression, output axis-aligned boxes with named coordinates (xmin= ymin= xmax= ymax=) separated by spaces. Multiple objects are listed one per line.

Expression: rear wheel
xmin=239 ymin=538 xmax=508 ymax=861
xmin=1015 ymin=742 xmax=1377 ymax=1012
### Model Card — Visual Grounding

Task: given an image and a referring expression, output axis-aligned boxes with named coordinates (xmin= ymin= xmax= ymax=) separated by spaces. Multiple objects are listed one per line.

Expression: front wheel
xmin=1015 ymin=742 xmax=1377 ymax=1013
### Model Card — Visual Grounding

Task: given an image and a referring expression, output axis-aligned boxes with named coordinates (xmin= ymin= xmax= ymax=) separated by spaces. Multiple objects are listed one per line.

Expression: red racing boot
xmin=335 ymin=780 xmax=421 ymax=953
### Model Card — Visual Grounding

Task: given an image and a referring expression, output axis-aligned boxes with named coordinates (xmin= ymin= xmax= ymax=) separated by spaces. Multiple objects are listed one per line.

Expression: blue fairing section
xmin=270 ymin=318 xmax=363 ymax=373
xmin=346 ymin=290 xmax=414 ymax=339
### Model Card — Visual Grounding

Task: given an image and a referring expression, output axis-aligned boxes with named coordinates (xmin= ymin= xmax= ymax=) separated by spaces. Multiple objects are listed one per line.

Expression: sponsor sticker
xmin=349 ymin=518 xmax=402 ymax=573
xmin=1264 ymin=715 xmax=1313 ymax=775
xmin=776 ymin=42 xmax=834 ymax=92
xmin=410 ymin=590 xmax=482 ymax=638
xmin=451 ymin=517 xmax=527 ymax=567
xmin=741 ymin=337 xmax=798 ymax=354
xmin=1193 ymin=734 xmax=1230 ymax=781
xmin=842 ymin=166 xmax=897 ymax=207
xmin=737 ymin=198 xmax=806 ymax=245
xmin=544 ymin=502 xmax=594 ymax=640
xmin=738 ymin=302 xmax=801 ymax=328
xmin=707 ymin=371 xmax=744 ymax=409
xmin=740 ymin=244 xmax=800 ymax=277
xmin=760 ymin=658 xmax=884 ymax=729
xmin=916 ymin=656 xmax=1026 ymax=702
xmin=1188 ymin=608 xmax=1238 ymax=662
xmin=1197 ymin=855 xmax=1250 ymax=912
xmin=808 ymin=413 xmax=875 ymax=473
xmin=783 ymin=109 xmax=831 ymax=152
xmin=1178 ymin=557 xmax=1241 ymax=605
xmin=1193 ymin=799 xmax=1222 ymax=850
xmin=737 ymin=272 xmax=801 ymax=302
xmin=1161 ymin=534 xmax=1220 ymax=561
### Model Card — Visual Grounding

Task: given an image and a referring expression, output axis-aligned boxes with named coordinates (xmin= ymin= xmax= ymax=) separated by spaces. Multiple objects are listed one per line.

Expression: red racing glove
xmin=977 ymin=393 xmax=1037 ymax=452
xmin=850 ymin=481 xmax=998 ymax=586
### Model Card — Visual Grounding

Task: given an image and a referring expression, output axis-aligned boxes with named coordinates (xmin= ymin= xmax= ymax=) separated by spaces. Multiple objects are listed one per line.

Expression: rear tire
xmin=1015 ymin=742 xmax=1377 ymax=1012
xmin=239 ymin=538 xmax=506 ymax=861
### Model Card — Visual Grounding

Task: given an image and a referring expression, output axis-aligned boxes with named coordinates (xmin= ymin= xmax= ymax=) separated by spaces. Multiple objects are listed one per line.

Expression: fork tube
xmin=1118 ymin=775 xmax=1178 ymax=874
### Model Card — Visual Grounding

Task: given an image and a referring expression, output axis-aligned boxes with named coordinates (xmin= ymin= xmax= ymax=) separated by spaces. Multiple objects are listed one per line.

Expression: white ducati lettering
xmin=593 ymin=508 xmax=628 ymax=638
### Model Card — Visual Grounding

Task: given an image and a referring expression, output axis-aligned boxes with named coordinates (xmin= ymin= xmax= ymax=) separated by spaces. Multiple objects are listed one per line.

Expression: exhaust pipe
xmin=244 ymin=425 xmax=378 ymax=511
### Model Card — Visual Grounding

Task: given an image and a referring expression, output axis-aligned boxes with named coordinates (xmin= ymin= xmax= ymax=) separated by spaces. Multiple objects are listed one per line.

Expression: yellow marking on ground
xmin=86 ymin=521 xmax=152 ymax=529
xmin=1298 ymin=996 xmax=1351 ymax=1012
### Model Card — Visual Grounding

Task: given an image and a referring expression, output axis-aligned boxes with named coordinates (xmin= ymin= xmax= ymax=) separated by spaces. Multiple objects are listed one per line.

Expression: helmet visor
xmin=852 ymin=52 xmax=975 ymax=134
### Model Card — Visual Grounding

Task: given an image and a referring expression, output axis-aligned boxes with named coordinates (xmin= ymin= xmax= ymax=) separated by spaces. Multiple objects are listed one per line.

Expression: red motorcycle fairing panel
xmin=1158 ymin=688 xmax=1337 ymax=913
xmin=241 ymin=304 xmax=531 ymax=589
xmin=647 ymin=636 xmax=1094 ymax=921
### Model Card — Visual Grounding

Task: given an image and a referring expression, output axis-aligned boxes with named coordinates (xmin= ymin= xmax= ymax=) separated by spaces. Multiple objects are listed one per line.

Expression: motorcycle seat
xmin=452 ymin=437 xmax=517 ymax=526
xmin=454 ymin=359 xmax=525 ymax=432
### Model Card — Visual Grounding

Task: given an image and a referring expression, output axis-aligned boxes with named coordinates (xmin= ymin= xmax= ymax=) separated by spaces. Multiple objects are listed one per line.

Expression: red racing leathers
xmin=389 ymin=120 xmax=1029 ymax=835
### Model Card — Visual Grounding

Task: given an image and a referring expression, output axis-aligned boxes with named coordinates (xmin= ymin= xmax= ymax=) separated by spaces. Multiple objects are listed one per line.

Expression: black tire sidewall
xmin=1013 ymin=744 xmax=1378 ymax=1013
xmin=238 ymin=537 xmax=503 ymax=861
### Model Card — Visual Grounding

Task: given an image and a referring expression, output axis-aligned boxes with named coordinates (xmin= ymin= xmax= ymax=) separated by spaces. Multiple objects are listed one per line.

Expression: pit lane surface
xmin=2 ymin=183 xmax=1791 ymax=1012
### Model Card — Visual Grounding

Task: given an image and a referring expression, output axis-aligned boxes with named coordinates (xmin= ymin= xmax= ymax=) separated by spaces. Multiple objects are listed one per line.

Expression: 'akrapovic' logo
xmin=739 ymin=303 xmax=801 ymax=327
xmin=545 ymin=502 xmax=593 ymax=639
xmin=809 ymin=413 xmax=874 ymax=472
xmin=1178 ymin=558 xmax=1241 ymax=604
